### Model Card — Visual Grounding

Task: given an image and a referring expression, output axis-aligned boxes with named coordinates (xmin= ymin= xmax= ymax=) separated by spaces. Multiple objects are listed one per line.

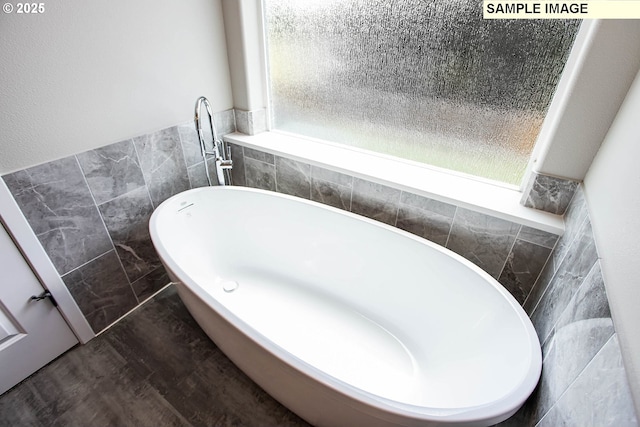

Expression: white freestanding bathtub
xmin=149 ymin=186 xmax=541 ymax=427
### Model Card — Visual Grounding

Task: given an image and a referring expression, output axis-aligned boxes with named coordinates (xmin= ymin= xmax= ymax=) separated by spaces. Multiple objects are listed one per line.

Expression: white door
xmin=0 ymin=221 xmax=78 ymax=395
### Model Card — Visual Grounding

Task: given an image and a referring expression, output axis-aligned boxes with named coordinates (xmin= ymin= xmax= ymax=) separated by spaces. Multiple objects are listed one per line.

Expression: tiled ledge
xmin=225 ymin=131 xmax=564 ymax=236
xmin=521 ymin=171 xmax=579 ymax=216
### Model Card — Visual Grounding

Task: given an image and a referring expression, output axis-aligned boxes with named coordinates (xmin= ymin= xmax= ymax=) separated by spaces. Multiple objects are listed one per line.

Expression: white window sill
xmin=225 ymin=131 xmax=564 ymax=235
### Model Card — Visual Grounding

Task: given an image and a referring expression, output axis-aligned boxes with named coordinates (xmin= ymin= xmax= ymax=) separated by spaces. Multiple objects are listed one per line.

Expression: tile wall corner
xmin=502 ymin=184 xmax=638 ymax=426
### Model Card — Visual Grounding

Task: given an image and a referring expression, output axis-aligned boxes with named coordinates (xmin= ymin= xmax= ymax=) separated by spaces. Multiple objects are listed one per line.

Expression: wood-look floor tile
xmin=0 ymin=286 xmax=310 ymax=427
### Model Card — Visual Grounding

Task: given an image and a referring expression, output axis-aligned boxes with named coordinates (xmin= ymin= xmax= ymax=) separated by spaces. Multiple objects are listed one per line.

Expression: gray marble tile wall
xmin=500 ymin=185 xmax=638 ymax=427
xmin=226 ymin=142 xmax=558 ymax=306
xmin=2 ymin=109 xmax=235 ymax=334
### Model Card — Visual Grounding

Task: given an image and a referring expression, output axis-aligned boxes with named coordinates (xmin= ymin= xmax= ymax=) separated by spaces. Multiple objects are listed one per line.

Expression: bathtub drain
xmin=222 ymin=280 xmax=239 ymax=293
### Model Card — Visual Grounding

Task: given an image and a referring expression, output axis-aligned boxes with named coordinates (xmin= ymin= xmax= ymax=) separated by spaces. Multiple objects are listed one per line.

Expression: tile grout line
xmin=73 ymin=154 xmax=140 ymax=305
xmin=528 ymin=213 xmax=590 ymax=319
xmin=496 ymin=224 xmax=522 ymax=282
xmin=443 ymin=206 xmax=457 ymax=249
xmin=93 ymin=282 xmax=174 ymax=336
xmin=522 ymin=236 xmax=561 ymax=309
xmin=131 ymin=134 xmax=157 ymax=211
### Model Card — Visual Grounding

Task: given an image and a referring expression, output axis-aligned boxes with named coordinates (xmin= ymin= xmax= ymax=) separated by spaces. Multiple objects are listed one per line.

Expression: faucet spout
xmin=194 ymin=96 xmax=233 ymax=186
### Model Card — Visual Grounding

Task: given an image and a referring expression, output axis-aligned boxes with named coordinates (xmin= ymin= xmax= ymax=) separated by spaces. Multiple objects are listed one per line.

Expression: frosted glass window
xmin=265 ymin=0 xmax=579 ymax=185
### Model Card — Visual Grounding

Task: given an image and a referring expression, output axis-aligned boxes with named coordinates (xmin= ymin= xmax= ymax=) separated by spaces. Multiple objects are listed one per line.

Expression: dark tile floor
xmin=0 ymin=286 xmax=311 ymax=427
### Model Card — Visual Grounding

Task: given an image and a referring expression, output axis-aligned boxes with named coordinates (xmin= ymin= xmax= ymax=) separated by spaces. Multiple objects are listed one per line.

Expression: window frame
xmin=261 ymin=0 xmax=579 ymax=188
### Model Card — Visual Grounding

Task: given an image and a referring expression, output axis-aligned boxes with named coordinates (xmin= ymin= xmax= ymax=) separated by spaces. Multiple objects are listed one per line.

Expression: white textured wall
xmin=584 ymin=67 xmax=640 ymax=415
xmin=0 ymin=0 xmax=232 ymax=174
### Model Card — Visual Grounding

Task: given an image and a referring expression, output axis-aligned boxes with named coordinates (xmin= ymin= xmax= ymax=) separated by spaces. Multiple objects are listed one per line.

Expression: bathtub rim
xmin=149 ymin=186 xmax=543 ymax=424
